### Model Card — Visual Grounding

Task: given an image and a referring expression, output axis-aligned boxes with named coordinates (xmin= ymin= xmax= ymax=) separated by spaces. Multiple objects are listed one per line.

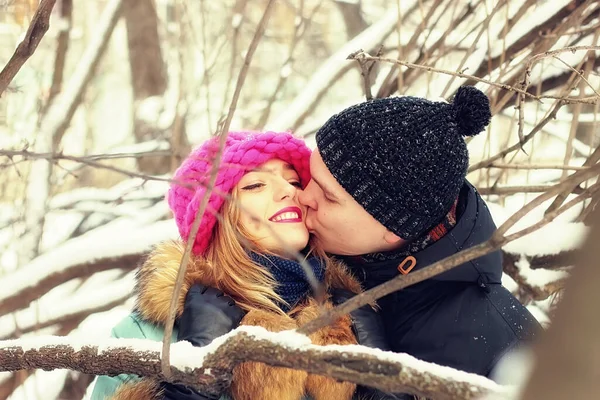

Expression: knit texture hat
xmin=316 ymin=85 xmax=491 ymax=241
xmin=168 ymin=131 xmax=312 ymax=255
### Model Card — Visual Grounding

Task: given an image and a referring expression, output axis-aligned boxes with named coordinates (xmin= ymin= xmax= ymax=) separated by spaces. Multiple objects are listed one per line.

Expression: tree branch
xmin=0 ymin=329 xmax=511 ymax=400
xmin=0 ymin=0 xmax=57 ymax=96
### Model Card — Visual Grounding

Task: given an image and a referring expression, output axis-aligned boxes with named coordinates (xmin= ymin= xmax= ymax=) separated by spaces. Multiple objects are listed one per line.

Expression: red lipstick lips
xmin=269 ymin=206 xmax=303 ymax=223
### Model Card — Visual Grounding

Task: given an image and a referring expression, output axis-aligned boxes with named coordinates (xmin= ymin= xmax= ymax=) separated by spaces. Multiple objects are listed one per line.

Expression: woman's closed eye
xmin=241 ymin=182 xmax=265 ymax=191
xmin=289 ymin=180 xmax=302 ymax=188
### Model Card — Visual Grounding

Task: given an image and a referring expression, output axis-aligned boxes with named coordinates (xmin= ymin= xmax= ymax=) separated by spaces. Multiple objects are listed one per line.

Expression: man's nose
xmin=298 ymin=181 xmax=317 ymax=210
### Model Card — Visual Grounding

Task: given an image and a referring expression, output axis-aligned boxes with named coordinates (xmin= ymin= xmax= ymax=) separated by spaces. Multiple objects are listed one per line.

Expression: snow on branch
xmin=0 ymin=219 xmax=176 ymax=316
xmin=0 ymin=327 xmax=512 ymax=400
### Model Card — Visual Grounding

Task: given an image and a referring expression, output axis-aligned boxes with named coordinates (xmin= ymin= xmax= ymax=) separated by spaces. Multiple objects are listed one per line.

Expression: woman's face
xmin=235 ymin=159 xmax=309 ymax=256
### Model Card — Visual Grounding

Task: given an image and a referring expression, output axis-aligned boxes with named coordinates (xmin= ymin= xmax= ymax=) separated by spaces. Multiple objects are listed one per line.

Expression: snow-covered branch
xmin=0 ymin=219 xmax=176 ymax=316
xmin=0 ymin=327 xmax=511 ymax=400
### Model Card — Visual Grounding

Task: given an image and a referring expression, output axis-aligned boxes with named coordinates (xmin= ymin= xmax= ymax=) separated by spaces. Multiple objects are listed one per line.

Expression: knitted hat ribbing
xmin=168 ymin=131 xmax=311 ymax=255
xmin=316 ymin=86 xmax=491 ymax=241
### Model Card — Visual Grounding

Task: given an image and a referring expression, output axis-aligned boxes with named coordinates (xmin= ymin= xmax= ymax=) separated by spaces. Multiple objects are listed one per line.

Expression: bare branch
xmin=0 ymin=0 xmax=57 ymax=96
xmin=349 ymin=51 xmax=598 ymax=105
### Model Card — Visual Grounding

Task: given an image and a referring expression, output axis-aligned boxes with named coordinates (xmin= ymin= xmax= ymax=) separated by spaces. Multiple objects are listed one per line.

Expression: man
xmin=298 ymin=85 xmax=541 ymax=379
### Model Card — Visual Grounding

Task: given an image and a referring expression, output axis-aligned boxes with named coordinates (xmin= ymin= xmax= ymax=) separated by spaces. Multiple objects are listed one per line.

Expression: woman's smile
xmin=269 ymin=206 xmax=303 ymax=223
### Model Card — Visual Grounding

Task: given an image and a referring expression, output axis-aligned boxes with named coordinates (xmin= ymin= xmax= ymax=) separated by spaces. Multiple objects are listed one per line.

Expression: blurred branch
xmin=0 ymin=0 xmax=57 ymax=97
xmin=1 ymin=148 xmax=176 ymax=185
xmin=267 ymin=5 xmax=405 ymax=130
xmin=45 ymin=0 xmax=72 ymax=107
xmin=502 ymin=252 xmax=568 ymax=301
xmin=257 ymin=0 xmax=323 ymax=128
xmin=488 ymin=163 xmax=588 ymax=171
xmin=20 ymin=0 xmax=125 ymax=265
xmin=477 ymin=184 xmax=581 ymax=195
xmin=0 ymin=252 xmax=140 ymax=317
xmin=299 ymin=161 xmax=600 ymax=335
xmin=503 ymin=250 xmax=579 ymax=271
xmin=521 ymin=208 xmax=600 ymax=399
xmin=219 ymin=0 xmax=248 ymax=117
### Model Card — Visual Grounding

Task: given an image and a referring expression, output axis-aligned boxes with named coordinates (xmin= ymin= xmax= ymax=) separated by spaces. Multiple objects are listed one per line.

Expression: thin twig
xmin=488 ymin=163 xmax=588 ymax=171
xmin=352 ymin=51 xmax=598 ymax=105
xmin=468 ymin=100 xmax=566 ymax=172
xmin=0 ymin=0 xmax=57 ymax=96
xmin=160 ymin=0 xmax=277 ymax=378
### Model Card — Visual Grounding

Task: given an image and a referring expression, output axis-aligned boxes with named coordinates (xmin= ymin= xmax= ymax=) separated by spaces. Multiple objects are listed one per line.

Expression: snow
xmin=7 ymin=370 xmax=68 ymax=400
xmin=0 ymin=217 xmax=177 ymax=307
xmin=485 ymin=347 xmax=535 ymax=400
xmin=503 ymin=221 xmax=588 ymax=257
xmin=526 ymin=304 xmax=550 ymax=327
xmin=0 ymin=271 xmax=135 ymax=339
xmin=501 ymin=273 xmax=519 ymax=294
xmin=515 ymin=255 xmax=569 ymax=288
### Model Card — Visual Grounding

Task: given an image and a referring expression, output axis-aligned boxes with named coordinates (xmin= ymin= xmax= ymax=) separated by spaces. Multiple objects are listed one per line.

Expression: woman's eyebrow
xmin=252 ymin=163 xmax=294 ymax=173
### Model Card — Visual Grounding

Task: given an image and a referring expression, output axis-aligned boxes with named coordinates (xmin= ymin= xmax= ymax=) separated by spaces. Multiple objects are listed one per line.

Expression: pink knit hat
xmin=167 ymin=131 xmax=312 ymax=255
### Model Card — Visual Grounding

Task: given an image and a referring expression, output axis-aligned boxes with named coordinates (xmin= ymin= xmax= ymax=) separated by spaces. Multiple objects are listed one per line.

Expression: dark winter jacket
xmin=344 ymin=182 xmax=542 ymax=378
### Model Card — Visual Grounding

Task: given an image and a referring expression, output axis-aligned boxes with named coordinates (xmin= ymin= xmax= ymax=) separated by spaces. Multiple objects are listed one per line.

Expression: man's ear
xmin=383 ymin=230 xmax=403 ymax=245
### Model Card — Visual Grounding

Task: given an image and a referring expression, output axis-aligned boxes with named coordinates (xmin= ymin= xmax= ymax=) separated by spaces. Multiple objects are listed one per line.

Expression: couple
xmin=91 ymin=86 xmax=540 ymax=400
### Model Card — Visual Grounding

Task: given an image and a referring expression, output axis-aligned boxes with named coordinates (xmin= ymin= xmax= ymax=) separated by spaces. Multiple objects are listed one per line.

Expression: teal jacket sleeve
xmin=89 ymin=314 xmax=178 ymax=400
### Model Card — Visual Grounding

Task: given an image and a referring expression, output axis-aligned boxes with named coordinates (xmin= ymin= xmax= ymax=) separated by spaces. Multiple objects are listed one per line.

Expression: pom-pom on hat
xmin=168 ymin=131 xmax=312 ymax=255
xmin=316 ymin=85 xmax=491 ymax=241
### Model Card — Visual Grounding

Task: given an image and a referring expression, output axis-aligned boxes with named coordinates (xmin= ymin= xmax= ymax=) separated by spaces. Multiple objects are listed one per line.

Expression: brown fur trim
xmin=294 ymin=299 xmax=357 ymax=400
xmin=134 ymin=240 xmax=214 ymax=325
xmin=109 ymin=379 xmax=162 ymax=400
xmin=231 ymin=309 xmax=307 ymax=400
xmin=324 ymin=259 xmax=363 ymax=295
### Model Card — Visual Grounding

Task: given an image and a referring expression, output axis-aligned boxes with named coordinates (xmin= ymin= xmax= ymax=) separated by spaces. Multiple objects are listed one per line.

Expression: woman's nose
xmin=276 ymin=179 xmax=297 ymax=200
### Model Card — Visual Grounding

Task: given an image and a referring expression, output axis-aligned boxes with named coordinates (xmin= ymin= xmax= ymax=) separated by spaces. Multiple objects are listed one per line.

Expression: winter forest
xmin=0 ymin=0 xmax=599 ymax=399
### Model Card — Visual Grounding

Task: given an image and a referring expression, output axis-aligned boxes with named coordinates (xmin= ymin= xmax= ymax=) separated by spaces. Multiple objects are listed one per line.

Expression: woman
xmin=90 ymin=131 xmax=370 ymax=400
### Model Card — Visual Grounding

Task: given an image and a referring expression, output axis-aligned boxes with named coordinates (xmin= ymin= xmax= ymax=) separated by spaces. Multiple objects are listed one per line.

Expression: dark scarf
xmin=249 ymin=253 xmax=326 ymax=312
xmin=359 ymin=196 xmax=461 ymax=263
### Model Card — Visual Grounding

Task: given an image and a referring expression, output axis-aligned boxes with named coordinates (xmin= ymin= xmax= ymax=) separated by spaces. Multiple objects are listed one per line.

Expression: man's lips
xmin=269 ymin=206 xmax=303 ymax=223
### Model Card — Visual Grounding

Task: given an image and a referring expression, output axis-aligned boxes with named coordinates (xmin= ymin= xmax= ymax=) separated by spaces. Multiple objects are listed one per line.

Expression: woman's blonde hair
xmin=193 ymin=185 xmax=354 ymax=315
xmin=198 ymin=187 xmax=292 ymax=315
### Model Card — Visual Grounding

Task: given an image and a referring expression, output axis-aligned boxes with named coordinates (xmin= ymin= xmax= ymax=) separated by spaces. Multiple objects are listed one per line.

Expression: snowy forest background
xmin=0 ymin=0 xmax=599 ymax=399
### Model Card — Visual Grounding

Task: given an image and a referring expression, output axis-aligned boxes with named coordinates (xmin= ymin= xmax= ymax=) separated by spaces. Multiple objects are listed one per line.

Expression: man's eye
xmin=241 ymin=183 xmax=264 ymax=190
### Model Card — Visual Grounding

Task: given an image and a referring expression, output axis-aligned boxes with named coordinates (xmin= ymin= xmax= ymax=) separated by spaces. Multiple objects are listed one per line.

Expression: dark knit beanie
xmin=315 ymin=85 xmax=491 ymax=241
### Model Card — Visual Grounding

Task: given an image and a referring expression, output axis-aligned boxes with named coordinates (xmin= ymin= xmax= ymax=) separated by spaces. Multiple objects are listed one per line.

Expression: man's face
xmin=298 ymin=150 xmax=403 ymax=256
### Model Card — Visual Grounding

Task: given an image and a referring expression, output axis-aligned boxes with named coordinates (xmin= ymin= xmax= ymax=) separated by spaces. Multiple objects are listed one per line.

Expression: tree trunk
xmin=123 ymin=0 xmax=170 ymax=175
